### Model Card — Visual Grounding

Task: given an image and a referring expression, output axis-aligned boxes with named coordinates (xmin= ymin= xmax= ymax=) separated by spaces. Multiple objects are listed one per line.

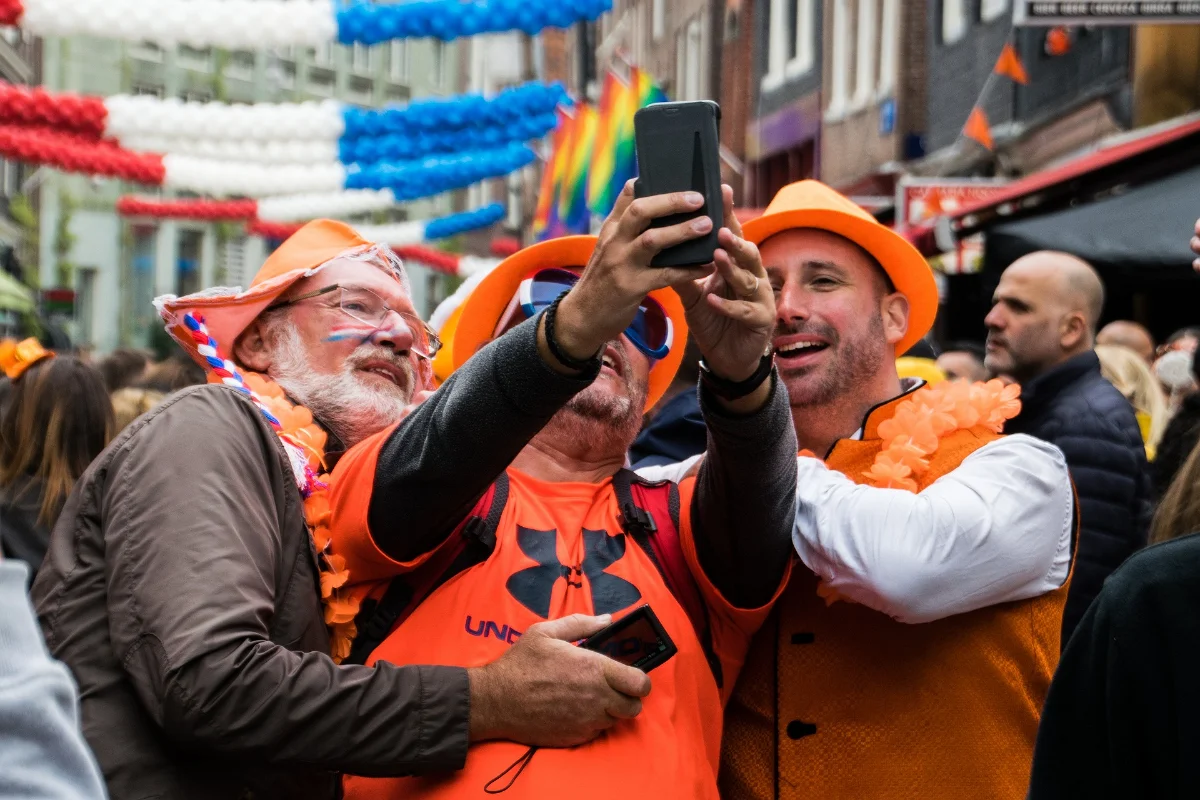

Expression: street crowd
xmin=2 ymin=179 xmax=1200 ymax=800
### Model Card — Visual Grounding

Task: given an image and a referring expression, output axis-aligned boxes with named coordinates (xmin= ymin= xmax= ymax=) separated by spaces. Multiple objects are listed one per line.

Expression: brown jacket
xmin=32 ymin=385 xmax=469 ymax=800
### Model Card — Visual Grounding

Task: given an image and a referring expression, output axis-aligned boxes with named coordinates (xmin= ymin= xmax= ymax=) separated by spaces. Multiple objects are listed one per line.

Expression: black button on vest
xmin=786 ymin=720 xmax=817 ymax=739
xmin=790 ymin=632 xmax=814 ymax=644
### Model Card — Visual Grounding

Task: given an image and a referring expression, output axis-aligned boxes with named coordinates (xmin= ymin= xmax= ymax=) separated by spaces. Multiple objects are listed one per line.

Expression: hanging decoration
xmin=115 ymin=197 xmax=258 ymax=221
xmin=587 ymin=67 xmax=666 ymax=217
xmin=0 ymin=81 xmax=566 ymax=148
xmin=993 ymin=43 xmax=1029 ymax=85
xmin=962 ymin=107 xmax=994 ymax=151
xmin=531 ymin=107 xmax=572 ymax=240
xmin=257 ymin=189 xmax=399 ymax=222
xmin=0 ymin=124 xmax=165 ymax=183
xmin=0 ymin=0 xmax=610 ymax=49
xmin=555 ymin=103 xmax=598 ymax=234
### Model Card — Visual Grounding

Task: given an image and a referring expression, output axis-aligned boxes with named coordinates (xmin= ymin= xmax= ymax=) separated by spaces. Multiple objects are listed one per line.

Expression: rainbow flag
xmin=586 ymin=67 xmax=669 ymax=219
xmin=556 ymin=102 xmax=599 ymax=234
xmin=531 ymin=107 xmax=573 ymax=240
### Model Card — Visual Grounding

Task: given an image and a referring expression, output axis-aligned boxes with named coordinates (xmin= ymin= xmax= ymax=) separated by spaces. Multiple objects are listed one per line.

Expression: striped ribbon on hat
xmin=182 ymin=311 xmax=317 ymax=495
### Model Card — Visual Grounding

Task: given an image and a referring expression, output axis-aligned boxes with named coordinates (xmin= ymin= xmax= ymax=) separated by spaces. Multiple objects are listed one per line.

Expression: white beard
xmin=267 ymin=320 xmax=415 ymax=448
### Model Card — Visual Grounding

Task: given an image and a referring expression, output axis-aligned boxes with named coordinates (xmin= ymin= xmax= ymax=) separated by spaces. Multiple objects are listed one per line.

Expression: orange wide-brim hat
xmin=155 ymin=219 xmax=374 ymax=369
xmin=451 ymin=235 xmax=688 ymax=413
xmin=742 ymin=180 xmax=938 ymax=356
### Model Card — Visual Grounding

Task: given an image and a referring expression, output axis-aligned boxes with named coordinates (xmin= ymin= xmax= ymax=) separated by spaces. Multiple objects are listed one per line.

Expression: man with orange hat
xmin=324 ymin=182 xmax=797 ymax=800
xmin=32 ymin=220 xmax=647 ymax=800
xmin=651 ymin=181 xmax=1075 ymax=799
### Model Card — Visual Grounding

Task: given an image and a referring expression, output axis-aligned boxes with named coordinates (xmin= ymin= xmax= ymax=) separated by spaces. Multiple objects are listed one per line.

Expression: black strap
xmin=344 ymin=474 xmax=510 ymax=666
xmin=483 ymin=746 xmax=539 ymax=793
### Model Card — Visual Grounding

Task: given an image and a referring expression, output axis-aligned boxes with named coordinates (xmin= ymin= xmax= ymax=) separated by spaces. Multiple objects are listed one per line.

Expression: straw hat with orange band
xmin=741 ymin=180 xmax=938 ymax=357
xmin=450 ymin=235 xmax=689 ymax=413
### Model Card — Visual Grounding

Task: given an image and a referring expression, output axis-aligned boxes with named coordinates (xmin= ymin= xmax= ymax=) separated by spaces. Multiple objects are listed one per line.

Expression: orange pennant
xmin=1045 ymin=27 xmax=1071 ymax=57
xmin=963 ymin=107 xmax=994 ymax=151
xmin=994 ymin=43 xmax=1028 ymax=85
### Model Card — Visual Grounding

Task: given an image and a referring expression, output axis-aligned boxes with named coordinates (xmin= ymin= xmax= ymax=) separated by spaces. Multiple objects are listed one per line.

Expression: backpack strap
xmin=613 ymin=468 xmax=724 ymax=689
xmin=344 ymin=473 xmax=510 ymax=666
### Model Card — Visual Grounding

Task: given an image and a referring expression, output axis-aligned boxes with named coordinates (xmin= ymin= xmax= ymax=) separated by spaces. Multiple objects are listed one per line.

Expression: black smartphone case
xmin=633 ymin=100 xmax=723 ymax=267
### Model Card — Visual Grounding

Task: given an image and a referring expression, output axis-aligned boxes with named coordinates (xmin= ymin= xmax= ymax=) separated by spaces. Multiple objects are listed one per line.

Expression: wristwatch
xmin=699 ymin=351 xmax=775 ymax=400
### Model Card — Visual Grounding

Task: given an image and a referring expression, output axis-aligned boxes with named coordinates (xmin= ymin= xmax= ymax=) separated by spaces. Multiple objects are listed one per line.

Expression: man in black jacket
xmin=984 ymin=250 xmax=1151 ymax=643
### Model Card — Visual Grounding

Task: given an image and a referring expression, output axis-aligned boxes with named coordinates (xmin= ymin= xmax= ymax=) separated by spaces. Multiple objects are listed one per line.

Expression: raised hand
xmin=674 ymin=185 xmax=775 ymax=386
xmin=549 ymin=180 xmax=715 ymax=367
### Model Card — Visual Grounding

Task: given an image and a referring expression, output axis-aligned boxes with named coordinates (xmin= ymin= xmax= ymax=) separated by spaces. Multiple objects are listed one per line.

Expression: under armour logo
xmin=505 ymin=526 xmax=642 ymax=618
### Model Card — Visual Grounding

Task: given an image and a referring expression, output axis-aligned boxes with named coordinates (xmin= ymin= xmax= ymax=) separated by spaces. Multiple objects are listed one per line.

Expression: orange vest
xmin=720 ymin=393 xmax=1072 ymax=800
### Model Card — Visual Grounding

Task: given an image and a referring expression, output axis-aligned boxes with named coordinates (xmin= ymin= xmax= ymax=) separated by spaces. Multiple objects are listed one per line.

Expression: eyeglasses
xmin=498 ymin=268 xmax=673 ymax=360
xmin=269 ymin=284 xmax=442 ymax=359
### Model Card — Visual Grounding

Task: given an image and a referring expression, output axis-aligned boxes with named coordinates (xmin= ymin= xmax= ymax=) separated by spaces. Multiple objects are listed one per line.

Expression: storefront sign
xmin=1014 ymin=1 xmax=1200 ymax=25
xmin=896 ymin=178 xmax=1010 ymax=275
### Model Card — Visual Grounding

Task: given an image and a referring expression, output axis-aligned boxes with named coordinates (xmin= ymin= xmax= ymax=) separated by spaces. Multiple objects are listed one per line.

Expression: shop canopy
xmin=983 ymin=163 xmax=1200 ymax=279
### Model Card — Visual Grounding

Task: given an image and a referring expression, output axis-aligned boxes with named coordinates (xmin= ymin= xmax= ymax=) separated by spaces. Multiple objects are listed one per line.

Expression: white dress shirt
xmin=636 ymin=433 xmax=1074 ymax=624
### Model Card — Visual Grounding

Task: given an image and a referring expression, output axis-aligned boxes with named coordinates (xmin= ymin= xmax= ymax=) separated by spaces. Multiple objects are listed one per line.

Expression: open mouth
xmin=600 ymin=345 xmax=623 ymax=377
xmin=775 ymin=339 xmax=830 ymax=362
xmin=357 ymin=360 xmax=409 ymax=388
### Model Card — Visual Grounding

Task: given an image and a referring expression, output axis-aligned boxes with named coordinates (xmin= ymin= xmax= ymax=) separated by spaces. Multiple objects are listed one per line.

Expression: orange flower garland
xmin=862 ymin=379 xmax=1022 ymax=492
xmin=242 ymin=372 xmax=361 ymax=662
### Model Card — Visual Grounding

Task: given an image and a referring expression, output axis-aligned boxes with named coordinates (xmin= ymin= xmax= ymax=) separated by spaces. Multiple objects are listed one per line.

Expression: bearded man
xmin=644 ymin=182 xmax=1078 ymax=799
xmin=32 ymin=221 xmax=643 ymax=800
xmin=323 ymin=183 xmax=798 ymax=800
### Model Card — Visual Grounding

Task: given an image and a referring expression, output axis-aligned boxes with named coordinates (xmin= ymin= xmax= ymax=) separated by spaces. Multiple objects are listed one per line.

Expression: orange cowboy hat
xmin=155 ymin=219 xmax=408 ymax=369
xmin=0 ymin=337 xmax=54 ymax=380
xmin=742 ymin=180 xmax=938 ymax=356
xmin=451 ymin=235 xmax=688 ymax=413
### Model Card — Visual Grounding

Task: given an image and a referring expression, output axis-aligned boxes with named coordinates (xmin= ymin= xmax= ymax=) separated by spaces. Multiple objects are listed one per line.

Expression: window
xmin=271 ymin=60 xmax=296 ymax=89
xmin=181 ymin=90 xmax=211 ymax=103
xmin=352 ymin=43 xmax=373 ymax=73
xmin=307 ymin=69 xmax=335 ymax=97
xmin=225 ymin=50 xmax=256 ymax=80
xmin=432 ymin=40 xmax=447 ymax=90
xmin=130 ymin=82 xmax=165 ymax=98
xmin=275 ymin=45 xmax=294 ymax=60
xmin=942 ymin=0 xmax=966 ymax=44
xmin=177 ymin=231 xmax=203 ymax=297
xmin=390 ymin=39 xmax=409 ymax=82
xmin=178 ymin=45 xmax=213 ymax=71
xmin=652 ymin=0 xmax=665 ymax=41
xmin=76 ymin=268 xmax=96 ymax=346
xmin=130 ymin=40 xmax=164 ymax=62
xmin=826 ymin=0 xmax=850 ymax=117
xmin=852 ymin=0 xmax=876 ymax=106
xmin=348 ymin=76 xmax=374 ymax=104
xmin=980 ymin=0 xmax=1008 ymax=22
xmin=877 ymin=0 xmax=899 ymax=97
xmin=763 ymin=0 xmax=815 ymax=91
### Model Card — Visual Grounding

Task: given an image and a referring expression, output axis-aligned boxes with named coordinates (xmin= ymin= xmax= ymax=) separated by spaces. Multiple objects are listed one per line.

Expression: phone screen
xmin=581 ymin=609 xmax=673 ymax=671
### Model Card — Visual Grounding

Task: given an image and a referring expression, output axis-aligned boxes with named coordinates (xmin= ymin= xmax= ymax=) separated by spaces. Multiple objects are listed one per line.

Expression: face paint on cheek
xmin=324 ymin=324 xmax=381 ymax=344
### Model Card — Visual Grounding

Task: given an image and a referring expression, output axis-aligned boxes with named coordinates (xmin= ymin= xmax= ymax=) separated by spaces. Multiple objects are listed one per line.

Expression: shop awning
xmin=0 ymin=270 xmax=33 ymax=313
xmin=907 ymin=113 xmax=1200 ymax=254
xmin=983 ymin=163 xmax=1200 ymax=279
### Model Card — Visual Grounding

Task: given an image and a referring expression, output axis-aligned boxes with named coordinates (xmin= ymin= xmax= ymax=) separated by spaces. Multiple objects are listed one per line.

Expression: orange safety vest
xmin=720 ymin=392 xmax=1073 ymax=800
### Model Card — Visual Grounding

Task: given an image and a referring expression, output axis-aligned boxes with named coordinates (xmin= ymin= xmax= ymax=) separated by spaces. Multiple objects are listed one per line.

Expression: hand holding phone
xmin=633 ymin=100 xmax=723 ymax=267
xmin=579 ymin=604 xmax=677 ymax=673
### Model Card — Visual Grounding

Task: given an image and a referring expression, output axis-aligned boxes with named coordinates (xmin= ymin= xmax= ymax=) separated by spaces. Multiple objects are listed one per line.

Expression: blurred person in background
xmin=110 ymin=388 xmax=166 ymax=434
xmin=1153 ymin=326 xmax=1200 ymax=409
xmin=1191 ymin=215 xmax=1199 ymax=271
xmin=1096 ymin=344 xmax=1169 ymax=461
xmin=937 ymin=341 xmax=989 ymax=382
xmin=96 ymin=347 xmax=151 ymax=394
xmin=1028 ymin=431 xmax=1200 ymax=799
xmin=985 ymin=251 xmax=1151 ymax=644
xmin=1152 ymin=347 xmax=1200 ymax=498
xmin=0 ymin=340 xmax=113 ymax=581
xmin=1097 ymin=321 xmax=1155 ymax=365
xmin=136 ymin=351 xmax=206 ymax=394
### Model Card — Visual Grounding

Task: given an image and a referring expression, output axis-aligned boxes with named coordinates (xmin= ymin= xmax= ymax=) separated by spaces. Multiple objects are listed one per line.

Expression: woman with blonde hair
xmin=1096 ymin=344 xmax=1169 ymax=460
xmin=0 ymin=340 xmax=113 ymax=578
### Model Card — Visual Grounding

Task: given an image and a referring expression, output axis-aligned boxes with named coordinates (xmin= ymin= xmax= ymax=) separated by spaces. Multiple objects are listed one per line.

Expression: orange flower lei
xmin=242 ymin=372 xmax=361 ymax=662
xmin=861 ymin=378 xmax=1022 ymax=492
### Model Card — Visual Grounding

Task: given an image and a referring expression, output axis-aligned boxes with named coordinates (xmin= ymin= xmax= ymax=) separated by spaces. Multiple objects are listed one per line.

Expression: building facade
xmin=38 ymin=36 xmax=457 ymax=353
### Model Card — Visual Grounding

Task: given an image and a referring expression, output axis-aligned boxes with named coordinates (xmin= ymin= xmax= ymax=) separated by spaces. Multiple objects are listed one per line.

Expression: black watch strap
xmin=543 ymin=290 xmax=602 ymax=372
xmin=699 ymin=352 xmax=775 ymax=401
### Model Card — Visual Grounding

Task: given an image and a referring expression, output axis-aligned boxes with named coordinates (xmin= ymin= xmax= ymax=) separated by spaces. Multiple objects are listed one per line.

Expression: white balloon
xmin=258 ymin=189 xmax=398 ymax=221
xmin=104 ymin=96 xmax=344 ymax=142
xmin=121 ymin=136 xmax=339 ymax=165
xmin=21 ymin=0 xmax=338 ymax=48
xmin=162 ymin=154 xmax=345 ymax=196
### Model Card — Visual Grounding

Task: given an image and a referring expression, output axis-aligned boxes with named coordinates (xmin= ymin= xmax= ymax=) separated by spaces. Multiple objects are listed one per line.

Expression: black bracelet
xmin=699 ymin=352 xmax=775 ymax=401
xmin=543 ymin=290 xmax=601 ymax=372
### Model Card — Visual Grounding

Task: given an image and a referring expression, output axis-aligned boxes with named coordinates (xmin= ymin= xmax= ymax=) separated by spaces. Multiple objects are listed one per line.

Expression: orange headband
xmin=0 ymin=338 xmax=53 ymax=380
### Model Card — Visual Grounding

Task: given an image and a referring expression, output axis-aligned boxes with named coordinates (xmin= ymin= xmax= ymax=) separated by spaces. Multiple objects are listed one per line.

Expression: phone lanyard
xmin=483 ymin=746 xmax=539 ymax=794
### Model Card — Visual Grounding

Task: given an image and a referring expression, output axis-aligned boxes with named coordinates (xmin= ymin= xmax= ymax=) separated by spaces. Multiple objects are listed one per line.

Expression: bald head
xmin=1097 ymin=320 xmax=1155 ymax=364
xmin=983 ymin=251 xmax=1107 ymax=383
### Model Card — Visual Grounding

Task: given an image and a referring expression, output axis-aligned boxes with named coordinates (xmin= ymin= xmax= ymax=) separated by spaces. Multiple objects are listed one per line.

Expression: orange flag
xmin=963 ymin=107 xmax=993 ymax=151
xmin=994 ymin=43 xmax=1028 ymax=85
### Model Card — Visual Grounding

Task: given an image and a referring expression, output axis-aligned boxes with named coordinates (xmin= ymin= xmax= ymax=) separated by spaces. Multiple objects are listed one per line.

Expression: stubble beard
xmin=267 ymin=320 xmax=415 ymax=448
xmin=541 ymin=341 xmax=647 ymax=457
xmin=781 ymin=312 xmax=887 ymax=409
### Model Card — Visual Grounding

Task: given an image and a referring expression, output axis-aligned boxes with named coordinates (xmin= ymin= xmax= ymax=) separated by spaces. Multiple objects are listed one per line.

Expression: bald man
xmin=1097 ymin=321 xmax=1156 ymax=364
xmin=986 ymin=251 xmax=1151 ymax=643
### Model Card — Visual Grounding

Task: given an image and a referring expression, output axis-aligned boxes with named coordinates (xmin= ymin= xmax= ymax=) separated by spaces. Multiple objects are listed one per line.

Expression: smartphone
xmin=633 ymin=100 xmax=723 ymax=268
xmin=579 ymin=604 xmax=677 ymax=673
